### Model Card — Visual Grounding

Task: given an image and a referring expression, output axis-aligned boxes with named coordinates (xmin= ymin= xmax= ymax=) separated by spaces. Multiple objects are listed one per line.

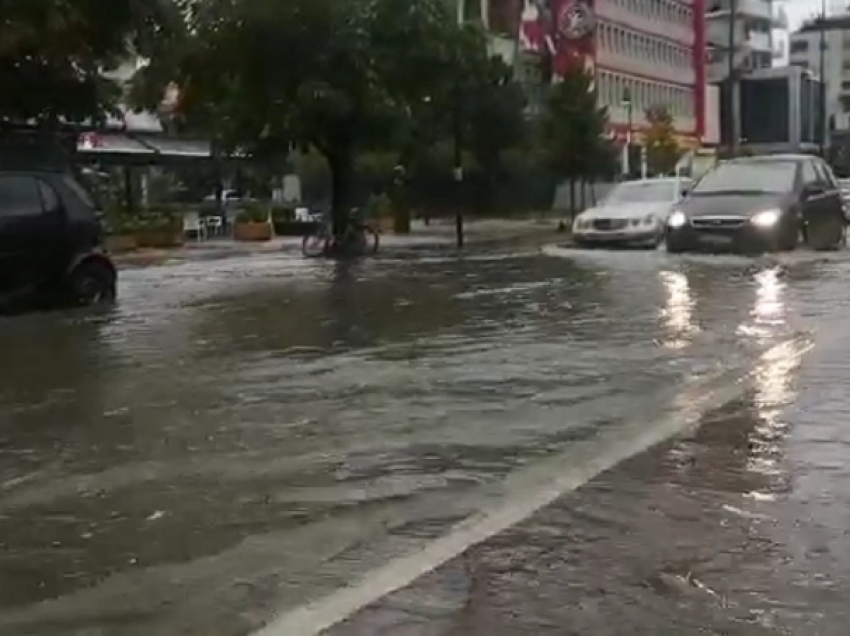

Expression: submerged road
xmin=1 ymin=245 xmax=849 ymax=635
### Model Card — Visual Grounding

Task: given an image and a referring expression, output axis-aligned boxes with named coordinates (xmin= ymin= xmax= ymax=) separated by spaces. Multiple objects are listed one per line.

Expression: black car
xmin=666 ymin=154 xmax=846 ymax=253
xmin=0 ymin=170 xmax=117 ymax=313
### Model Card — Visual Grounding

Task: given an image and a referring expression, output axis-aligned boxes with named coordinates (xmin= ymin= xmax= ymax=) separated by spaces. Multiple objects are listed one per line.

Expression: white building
xmin=706 ymin=0 xmax=784 ymax=82
xmin=788 ymin=14 xmax=850 ymax=131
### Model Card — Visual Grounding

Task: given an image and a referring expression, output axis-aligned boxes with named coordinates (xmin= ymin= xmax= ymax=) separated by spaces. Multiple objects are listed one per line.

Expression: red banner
xmin=518 ymin=0 xmax=596 ymax=79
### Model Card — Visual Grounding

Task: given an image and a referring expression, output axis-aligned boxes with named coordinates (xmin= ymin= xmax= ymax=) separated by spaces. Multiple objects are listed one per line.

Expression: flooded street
xmin=1 ymin=245 xmax=850 ymax=635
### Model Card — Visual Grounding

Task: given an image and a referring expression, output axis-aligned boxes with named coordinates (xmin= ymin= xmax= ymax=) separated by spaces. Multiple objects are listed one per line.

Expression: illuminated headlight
xmin=750 ymin=209 xmax=781 ymax=228
xmin=667 ymin=210 xmax=687 ymax=228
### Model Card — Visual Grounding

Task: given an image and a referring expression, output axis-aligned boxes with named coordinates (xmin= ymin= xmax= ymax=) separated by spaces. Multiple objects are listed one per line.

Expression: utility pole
xmin=453 ymin=69 xmax=464 ymax=249
xmin=819 ymin=0 xmax=828 ymax=155
xmin=727 ymin=0 xmax=740 ymax=156
xmin=622 ymin=87 xmax=633 ymax=177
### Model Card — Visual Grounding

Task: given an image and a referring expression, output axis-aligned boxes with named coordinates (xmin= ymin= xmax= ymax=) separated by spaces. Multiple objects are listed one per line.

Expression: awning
xmin=141 ymin=137 xmax=211 ymax=158
xmin=77 ymin=133 xmax=154 ymax=155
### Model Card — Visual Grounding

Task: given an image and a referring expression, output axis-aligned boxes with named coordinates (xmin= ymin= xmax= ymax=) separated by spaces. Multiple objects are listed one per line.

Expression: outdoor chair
xmin=183 ymin=211 xmax=207 ymax=241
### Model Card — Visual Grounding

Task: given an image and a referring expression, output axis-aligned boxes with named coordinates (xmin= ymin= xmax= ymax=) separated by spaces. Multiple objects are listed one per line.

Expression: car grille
xmin=690 ymin=217 xmax=746 ymax=233
xmin=592 ymin=218 xmax=628 ymax=231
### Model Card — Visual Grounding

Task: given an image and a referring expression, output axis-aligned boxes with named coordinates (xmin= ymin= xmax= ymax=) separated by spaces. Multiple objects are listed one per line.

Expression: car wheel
xmin=806 ymin=214 xmax=845 ymax=251
xmin=69 ymin=259 xmax=117 ymax=306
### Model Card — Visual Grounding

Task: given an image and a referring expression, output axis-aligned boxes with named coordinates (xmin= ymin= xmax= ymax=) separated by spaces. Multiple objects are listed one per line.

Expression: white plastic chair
xmin=205 ymin=216 xmax=223 ymax=236
xmin=183 ymin=210 xmax=207 ymax=241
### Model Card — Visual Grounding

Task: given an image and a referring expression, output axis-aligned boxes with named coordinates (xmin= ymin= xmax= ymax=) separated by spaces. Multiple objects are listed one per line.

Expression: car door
xmin=0 ymin=174 xmax=67 ymax=295
xmin=799 ymin=159 xmax=831 ymax=224
xmin=813 ymin=159 xmax=845 ymax=221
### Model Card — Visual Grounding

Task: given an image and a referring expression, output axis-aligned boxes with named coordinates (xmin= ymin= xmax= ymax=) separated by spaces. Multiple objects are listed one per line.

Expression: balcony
xmin=706 ymin=0 xmax=780 ymax=26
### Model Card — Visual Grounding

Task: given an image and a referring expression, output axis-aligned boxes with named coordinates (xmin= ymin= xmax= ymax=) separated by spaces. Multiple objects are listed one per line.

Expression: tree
xmin=644 ymin=104 xmax=682 ymax=176
xmin=0 ymin=0 xmax=184 ymax=128
xmin=538 ymin=67 xmax=610 ymax=213
xmin=150 ymin=0 xmax=463 ymax=240
xmin=463 ymin=55 xmax=527 ymax=212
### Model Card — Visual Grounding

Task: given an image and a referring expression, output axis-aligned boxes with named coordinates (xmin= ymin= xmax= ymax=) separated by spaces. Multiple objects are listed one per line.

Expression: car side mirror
xmin=802 ymin=184 xmax=824 ymax=200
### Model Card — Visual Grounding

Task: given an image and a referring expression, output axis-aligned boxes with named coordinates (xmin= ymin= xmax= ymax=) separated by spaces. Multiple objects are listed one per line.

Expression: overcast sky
xmin=779 ymin=0 xmax=842 ymax=29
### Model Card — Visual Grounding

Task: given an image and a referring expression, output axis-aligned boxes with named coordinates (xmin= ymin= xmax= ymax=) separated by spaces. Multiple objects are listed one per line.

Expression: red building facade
xmin=487 ymin=0 xmax=706 ymax=148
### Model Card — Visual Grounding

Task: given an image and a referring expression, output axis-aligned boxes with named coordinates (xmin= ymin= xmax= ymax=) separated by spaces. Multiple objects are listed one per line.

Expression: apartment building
xmin=453 ymin=0 xmax=708 ymax=153
xmin=593 ymin=0 xmax=706 ymax=149
xmin=789 ymin=14 xmax=850 ymax=131
xmin=705 ymin=0 xmax=783 ymax=81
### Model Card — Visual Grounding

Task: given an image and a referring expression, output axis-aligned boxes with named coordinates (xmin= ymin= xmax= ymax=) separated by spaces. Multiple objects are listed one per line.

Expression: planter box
xmin=135 ymin=228 xmax=185 ymax=248
xmin=392 ymin=212 xmax=411 ymax=234
xmin=106 ymin=235 xmax=138 ymax=253
xmin=234 ymin=221 xmax=272 ymax=242
xmin=374 ymin=217 xmax=394 ymax=233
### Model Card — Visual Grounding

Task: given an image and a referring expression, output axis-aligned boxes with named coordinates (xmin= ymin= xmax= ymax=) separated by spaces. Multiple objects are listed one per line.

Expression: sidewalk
xmin=111 ymin=219 xmax=567 ymax=270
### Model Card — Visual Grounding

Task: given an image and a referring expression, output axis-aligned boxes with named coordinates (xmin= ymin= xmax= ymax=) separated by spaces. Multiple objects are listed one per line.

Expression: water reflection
xmin=738 ymin=267 xmax=786 ymax=339
xmin=659 ymin=270 xmax=697 ymax=348
xmin=746 ymin=338 xmax=801 ymax=482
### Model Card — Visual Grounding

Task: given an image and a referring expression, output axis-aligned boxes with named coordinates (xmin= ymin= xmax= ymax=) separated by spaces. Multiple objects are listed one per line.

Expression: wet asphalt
xmin=1 ymin=244 xmax=849 ymax=635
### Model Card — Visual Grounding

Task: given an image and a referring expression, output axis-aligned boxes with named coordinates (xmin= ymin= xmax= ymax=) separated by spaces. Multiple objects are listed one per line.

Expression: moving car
xmin=838 ymin=178 xmax=850 ymax=221
xmin=666 ymin=154 xmax=846 ymax=253
xmin=572 ymin=177 xmax=691 ymax=248
xmin=0 ymin=169 xmax=116 ymax=313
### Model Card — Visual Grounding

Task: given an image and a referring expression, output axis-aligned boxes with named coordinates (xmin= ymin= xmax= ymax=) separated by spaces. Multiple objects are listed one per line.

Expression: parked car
xmin=572 ymin=177 xmax=692 ymax=249
xmin=0 ymin=169 xmax=116 ymax=312
xmin=666 ymin=154 xmax=846 ymax=254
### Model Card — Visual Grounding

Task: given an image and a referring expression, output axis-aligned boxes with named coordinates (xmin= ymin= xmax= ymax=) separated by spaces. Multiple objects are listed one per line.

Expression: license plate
xmin=699 ymin=234 xmax=732 ymax=245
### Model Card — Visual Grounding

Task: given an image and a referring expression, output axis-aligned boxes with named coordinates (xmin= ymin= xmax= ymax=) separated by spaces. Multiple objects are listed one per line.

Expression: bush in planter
xmin=234 ymin=205 xmax=273 ymax=241
xmin=102 ymin=206 xmax=141 ymax=252
xmin=135 ymin=207 xmax=185 ymax=248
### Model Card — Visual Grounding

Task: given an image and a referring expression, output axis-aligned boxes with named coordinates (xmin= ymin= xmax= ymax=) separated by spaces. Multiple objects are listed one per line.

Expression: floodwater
xmin=1 ymin=245 xmax=849 ymax=635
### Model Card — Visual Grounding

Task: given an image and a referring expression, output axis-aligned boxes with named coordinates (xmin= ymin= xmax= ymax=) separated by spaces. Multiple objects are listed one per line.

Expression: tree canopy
xmin=644 ymin=104 xmax=682 ymax=176
xmin=0 ymin=0 xmax=184 ymax=127
xmin=537 ymin=68 xmax=613 ymax=182
xmin=138 ymin=0 xmax=520 ymax=230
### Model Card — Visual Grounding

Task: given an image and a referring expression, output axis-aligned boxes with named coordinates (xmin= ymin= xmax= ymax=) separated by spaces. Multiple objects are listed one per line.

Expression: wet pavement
xmin=1 ymin=245 xmax=850 ymax=635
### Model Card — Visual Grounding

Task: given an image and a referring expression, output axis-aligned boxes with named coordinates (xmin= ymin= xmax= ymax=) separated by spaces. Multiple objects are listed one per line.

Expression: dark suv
xmin=666 ymin=154 xmax=846 ymax=253
xmin=0 ymin=170 xmax=116 ymax=313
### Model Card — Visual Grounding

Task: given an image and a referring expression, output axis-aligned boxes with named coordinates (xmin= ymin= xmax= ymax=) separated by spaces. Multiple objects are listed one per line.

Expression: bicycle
xmin=301 ymin=208 xmax=380 ymax=257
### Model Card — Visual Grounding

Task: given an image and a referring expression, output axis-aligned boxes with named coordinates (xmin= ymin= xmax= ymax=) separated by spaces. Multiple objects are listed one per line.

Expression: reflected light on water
xmin=737 ymin=267 xmax=785 ymax=338
xmin=659 ymin=271 xmax=697 ymax=348
xmin=746 ymin=339 xmax=801 ymax=479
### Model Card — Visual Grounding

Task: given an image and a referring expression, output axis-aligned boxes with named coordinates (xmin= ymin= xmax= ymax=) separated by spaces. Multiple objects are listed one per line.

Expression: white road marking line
xmin=252 ymin=337 xmax=812 ymax=636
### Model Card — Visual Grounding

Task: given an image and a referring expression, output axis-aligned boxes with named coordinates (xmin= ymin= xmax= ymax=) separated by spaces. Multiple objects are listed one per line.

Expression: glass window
xmin=801 ymin=160 xmax=818 ymax=185
xmin=37 ymin=179 xmax=59 ymax=211
xmin=602 ymin=180 xmax=682 ymax=205
xmin=0 ymin=176 xmax=43 ymax=218
xmin=693 ymin=160 xmax=799 ymax=195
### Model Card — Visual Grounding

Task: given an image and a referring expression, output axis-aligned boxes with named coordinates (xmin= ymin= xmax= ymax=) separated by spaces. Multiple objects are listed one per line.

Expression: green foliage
xmin=0 ymin=0 xmax=184 ymax=126
xmin=538 ymin=68 xmax=611 ymax=181
xmin=101 ymin=205 xmax=140 ymax=235
xmin=644 ymin=104 xmax=681 ymax=176
xmin=236 ymin=205 xmax=270 ymax=224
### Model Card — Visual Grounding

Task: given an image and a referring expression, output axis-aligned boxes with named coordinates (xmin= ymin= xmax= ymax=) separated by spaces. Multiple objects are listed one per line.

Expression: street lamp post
xmin=622 ymin=87 xmax=633 ymax=178
xmin=452 ymin=60 xmax=464 ymax=249
xmin=819 ymin=0 xmax=828 ymax=156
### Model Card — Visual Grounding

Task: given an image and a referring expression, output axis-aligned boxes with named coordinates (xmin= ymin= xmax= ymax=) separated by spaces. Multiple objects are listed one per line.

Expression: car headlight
xmin=643 ymin=214 xmax=656 ymax=225
xmin=751 ymin=209 xmax=781 ymax=228
xmin=573 ymin=217 xmax=586 ymax=231
xmin=667 ymin=210 xmax=687 ymax=228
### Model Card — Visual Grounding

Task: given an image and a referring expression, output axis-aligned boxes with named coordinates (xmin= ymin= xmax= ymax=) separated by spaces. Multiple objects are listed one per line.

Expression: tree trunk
xmin=327 ymin=146 xmax=353 ymax=239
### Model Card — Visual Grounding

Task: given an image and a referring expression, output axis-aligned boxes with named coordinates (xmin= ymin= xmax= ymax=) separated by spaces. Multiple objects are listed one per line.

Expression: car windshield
xmin=691 ymin=160 xmax=797 ymax=195
xmin=602 ymin=181 xmax=679 ymax=206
